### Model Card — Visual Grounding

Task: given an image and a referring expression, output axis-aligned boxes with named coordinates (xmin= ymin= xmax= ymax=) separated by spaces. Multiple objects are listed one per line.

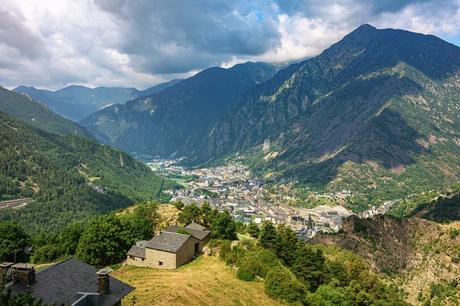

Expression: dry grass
xmin=157 ymin=204 xmax=180 ymax=229
xmin=113 ymin=256 xmax=283 ymax=306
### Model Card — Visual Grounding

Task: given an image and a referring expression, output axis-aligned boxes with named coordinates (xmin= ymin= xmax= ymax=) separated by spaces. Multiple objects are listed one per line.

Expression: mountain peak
xmin=344 ymin=24 xmax=379 ymax=42
xmin=354 ymin=24 xmax=377 ymax=32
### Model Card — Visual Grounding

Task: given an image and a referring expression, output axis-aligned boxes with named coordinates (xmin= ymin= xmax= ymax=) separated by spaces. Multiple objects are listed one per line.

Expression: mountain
xmin=80 ymin=62 xmax=278 ymax=158
xmin=140 ymin=79 xmax=183 ymax=97
xmin=0 ymin=86 xmax=89 ymax=137
xmin=13 ymin=80 xmax=181 ymax=121
xmin=193 ymin=25 xmax=460 ymax=207
xmin=0 ymin=110 xmax=174 ymax=233
xmin=13 ymin=85 xmax=139 ymax=121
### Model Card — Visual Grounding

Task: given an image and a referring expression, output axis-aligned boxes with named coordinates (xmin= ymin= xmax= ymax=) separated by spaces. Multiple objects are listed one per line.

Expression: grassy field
xmin=113 ymin=256 xmax=283 ymax=306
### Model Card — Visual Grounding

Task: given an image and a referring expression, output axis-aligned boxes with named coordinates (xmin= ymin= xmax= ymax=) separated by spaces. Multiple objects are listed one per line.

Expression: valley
xmin=149 ymin=159 xmax=413 ymax=239
xmin=1 ymin=6 xmax=460 ymax=304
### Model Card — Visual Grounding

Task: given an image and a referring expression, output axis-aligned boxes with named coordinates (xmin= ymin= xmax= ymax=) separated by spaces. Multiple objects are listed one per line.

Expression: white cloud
xmin=0 ymin=0 xmax=459 ymax=89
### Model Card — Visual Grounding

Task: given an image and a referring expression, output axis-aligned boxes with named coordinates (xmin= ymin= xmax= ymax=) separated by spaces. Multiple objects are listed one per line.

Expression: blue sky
xmin=1 ymin=0 xmax=459 ymax=89
xmin=447 ymin=34 xmax=460 ymax=46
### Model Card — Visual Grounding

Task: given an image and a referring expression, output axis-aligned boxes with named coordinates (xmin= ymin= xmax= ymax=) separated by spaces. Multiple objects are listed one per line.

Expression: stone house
xmin=127 ymin=223 xmax=211 ymax=269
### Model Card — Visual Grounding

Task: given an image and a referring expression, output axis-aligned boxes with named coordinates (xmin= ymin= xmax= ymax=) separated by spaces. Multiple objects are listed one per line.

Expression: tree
xmin=264 ymin=266 xmax=306 ymax=303
xmin=305 ymin=284 xmax=351 ymax=306
xmin=260 ymin=222 xmax=277 ymax=251
xmin=211 ymin=211 xmax=237 ymax=240
xmin=76 ymin=215 xmax=131 ymax=266
xmin=58 ymin=222 xmax=84 ymax=255
xmin=172 ymin=200 xmax=184 ymax=211
xmin=0 ymin=221 xmax=30 ymax=262
xmin=200 ymin=202 xmax=215 ymax=228
xmin=177 ymin=203 xmax=201 ymax=225
xmin=120 ymin=201 xmax=160 ymax=242
xmin=291 ymin=244 xmax=328 ymax=291
xmin=275 ymin=225 xmax=298 ymax=266
xmin=247 ymin=222 xmax=260 ymax=238
xmin=31 ymin=244 xmax=61 ymax=263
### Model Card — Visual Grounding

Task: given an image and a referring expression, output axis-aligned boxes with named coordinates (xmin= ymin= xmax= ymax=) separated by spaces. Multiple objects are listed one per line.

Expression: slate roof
xmin=185 ymin=222 xmax=207 ymax=231
xmin=145 ymin=231 xmax=192 ymax=253
xmin=164 ymin=224 xmax=211 ymax=241
xmin=8 ymin=258 xmax=134 ymax=306
xmin=127 ymin=245 xmax=146 ymax=259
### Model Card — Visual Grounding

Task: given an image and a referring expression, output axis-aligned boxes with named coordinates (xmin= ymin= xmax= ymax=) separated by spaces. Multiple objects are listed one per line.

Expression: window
xmin=142 ymin=258 xmax=145 ymax=261
xmin=159 ymin=261 xmax=163 ymax=266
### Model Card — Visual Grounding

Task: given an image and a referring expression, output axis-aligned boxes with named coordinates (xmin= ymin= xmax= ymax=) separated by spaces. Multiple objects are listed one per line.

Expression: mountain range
xmin=0 ymin=86 xmax=89 ymax=137
xmin=80 ymin=24 xmax=460 ymax=207
xmin=14 ymin=79 xmax=182 ymax=121
xmin=80 ymin=62 xmax=278 ymax=158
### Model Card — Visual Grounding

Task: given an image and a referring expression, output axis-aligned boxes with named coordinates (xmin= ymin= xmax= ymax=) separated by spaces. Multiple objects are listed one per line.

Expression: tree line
xmin=216 ymin=221 xmax=409 ymax=305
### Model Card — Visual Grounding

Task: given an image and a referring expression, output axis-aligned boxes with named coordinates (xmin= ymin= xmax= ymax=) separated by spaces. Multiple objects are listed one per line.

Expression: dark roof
xmin=145 ymin=231 xmax=192 ymax=253
xmin=185 ymin=222 xmax=207 ymax=231
xmin=165 ymin=224 xmax=211 ymax=241
xmin=8 ymin=258 xmax=134 ymax=306
xmin=127 ymin=245 xmax=146 ymax=259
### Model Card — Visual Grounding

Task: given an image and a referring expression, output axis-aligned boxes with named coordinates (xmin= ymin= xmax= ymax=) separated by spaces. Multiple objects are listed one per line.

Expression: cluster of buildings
xmin=150 ymin=160 xmax=354 ymax=239
xmin=127 ymin=222 xmax=211 ymax=269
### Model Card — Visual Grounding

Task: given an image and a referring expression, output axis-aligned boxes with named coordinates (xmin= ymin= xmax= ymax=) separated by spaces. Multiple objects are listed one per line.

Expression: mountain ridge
xmin=0 ymin=86 xmax=90 ymax=137
xmin=14 ymin=79 xmax=182 ymax=121
xmin=80 ymin=61 xmax=279 ymax=158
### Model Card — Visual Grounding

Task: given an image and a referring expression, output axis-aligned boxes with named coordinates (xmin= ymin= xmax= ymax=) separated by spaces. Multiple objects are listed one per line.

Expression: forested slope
xmin=0 ymin=111 xmax=174 ymax=233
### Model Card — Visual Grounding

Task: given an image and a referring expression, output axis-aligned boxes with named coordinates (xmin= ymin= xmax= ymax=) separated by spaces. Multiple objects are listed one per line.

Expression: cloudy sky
xmin=1 ymin=0 xmax=460 ymax=90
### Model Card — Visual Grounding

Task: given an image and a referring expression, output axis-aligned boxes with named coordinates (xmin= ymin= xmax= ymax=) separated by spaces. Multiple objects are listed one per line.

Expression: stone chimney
xmin=96 ymin=267 xmax=113 ymax=295
xmin=11 ymin=263 xmax=35 ymax=286
xmin=0 ymin=262 xmax=14 ymax=288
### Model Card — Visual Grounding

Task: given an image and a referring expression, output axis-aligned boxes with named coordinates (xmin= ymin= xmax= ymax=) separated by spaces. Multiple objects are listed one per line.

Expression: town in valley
xmin=148 ymin=159 xmax=392 ymax=239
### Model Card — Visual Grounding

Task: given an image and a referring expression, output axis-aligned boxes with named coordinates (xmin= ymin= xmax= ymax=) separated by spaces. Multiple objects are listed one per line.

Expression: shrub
xmin=237 ymin=268 xmax=255 ymax=281
xmin=236 ymin=249 xmax=280 ymax=279
xmin=264 ymin=266 xmax=306 ymax=303
xmin=32 ymin=244 xmax=61 ymax=263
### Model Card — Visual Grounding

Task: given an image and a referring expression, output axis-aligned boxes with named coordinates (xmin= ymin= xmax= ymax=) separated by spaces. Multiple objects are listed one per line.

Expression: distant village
xmin=149 ymin=159 xmax=388 ymax=239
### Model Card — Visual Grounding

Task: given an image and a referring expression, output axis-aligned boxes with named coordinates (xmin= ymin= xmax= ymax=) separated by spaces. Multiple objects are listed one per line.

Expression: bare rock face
xmin=313 ymin=214 xmax=460 ymax=304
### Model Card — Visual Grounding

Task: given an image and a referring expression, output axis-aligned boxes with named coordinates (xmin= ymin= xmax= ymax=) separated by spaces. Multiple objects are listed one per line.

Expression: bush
xmin=236 ymin=249 xmax=280 ymax=279
xmin=264 ymin=266 xmax=307 ymax=303
xmin=247 ymin=223 xmax=260 ymax=238
xmin=305 ymin=284 xmax=349 ymax=306
xmin=237 ymin=268 xmax=255 ymax=281
xmin=31 ymin=244 xmax=61 ymax=263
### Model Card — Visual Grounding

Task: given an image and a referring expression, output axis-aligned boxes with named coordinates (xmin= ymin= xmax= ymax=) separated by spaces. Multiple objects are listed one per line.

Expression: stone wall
xmin=144 ymin=249 xmax=178 ymax=269
xmin=175 ymin=237 xmax=199 ymax=267
xmin=126 ymin=256 xmax=149 ymax=268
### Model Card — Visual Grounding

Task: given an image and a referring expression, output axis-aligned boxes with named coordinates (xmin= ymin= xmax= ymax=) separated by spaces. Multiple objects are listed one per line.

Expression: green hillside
xmin=0 ymin=111 xmax=175 ymax=233
xmin=0 ymin=86 xmax=89 ymax=137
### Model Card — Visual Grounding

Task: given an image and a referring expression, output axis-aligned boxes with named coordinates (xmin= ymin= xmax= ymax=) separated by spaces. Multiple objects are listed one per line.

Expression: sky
xmin=1 ymin=0 xmax=460 ymax=90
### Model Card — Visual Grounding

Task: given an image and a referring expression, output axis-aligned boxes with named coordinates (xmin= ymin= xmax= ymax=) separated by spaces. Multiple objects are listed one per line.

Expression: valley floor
xmin=113 ymin=255 xmax=282 ymax=306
